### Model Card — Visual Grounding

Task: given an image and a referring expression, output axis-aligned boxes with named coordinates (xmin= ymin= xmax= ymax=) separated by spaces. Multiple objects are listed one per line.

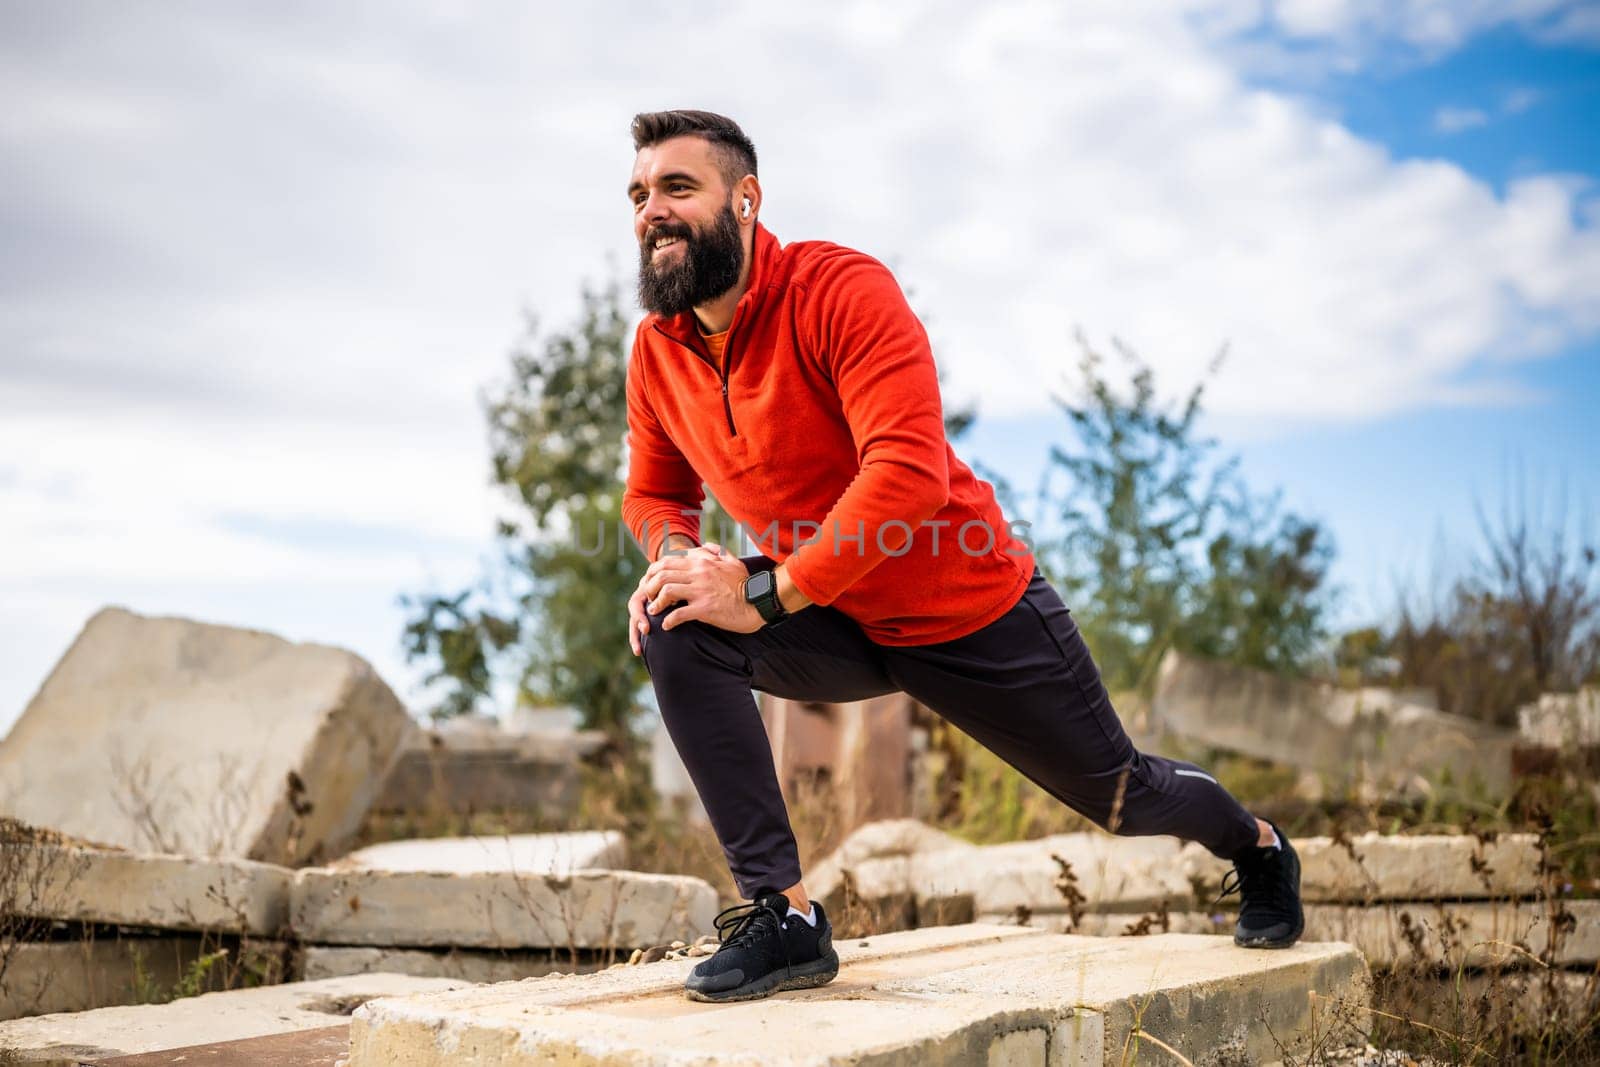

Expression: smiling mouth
xmin=651 ymin=235 xmax=684 ymax=256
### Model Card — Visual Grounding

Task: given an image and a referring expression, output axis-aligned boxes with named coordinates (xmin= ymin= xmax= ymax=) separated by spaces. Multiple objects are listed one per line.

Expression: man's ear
xmin=736 ymin=176 xmax=762 ymax=224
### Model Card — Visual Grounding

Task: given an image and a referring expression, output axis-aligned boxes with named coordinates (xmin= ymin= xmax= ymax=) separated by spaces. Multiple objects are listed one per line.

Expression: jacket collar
xmin=649 ymin=222 xmax=781 ymax=345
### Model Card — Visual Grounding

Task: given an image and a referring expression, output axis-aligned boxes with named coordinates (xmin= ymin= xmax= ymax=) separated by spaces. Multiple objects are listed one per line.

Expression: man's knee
xmin=640 ymin=610 xmax=725 ymax=681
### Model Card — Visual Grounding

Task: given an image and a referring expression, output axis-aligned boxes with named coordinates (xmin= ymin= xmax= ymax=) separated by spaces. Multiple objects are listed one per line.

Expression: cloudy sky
xmin=3 ymin=1 xmax=1598 ymax=729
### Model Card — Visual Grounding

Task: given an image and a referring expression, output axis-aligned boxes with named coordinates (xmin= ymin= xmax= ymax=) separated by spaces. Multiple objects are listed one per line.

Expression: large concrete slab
xmin=348 ymin=924 xmax=1369 ymax=1066
xmin=330 ymin=831 xmax=624 ymax=875
xmin=995 ymin=899 xmax=1600 ymax=970
xmin=0 ymin=608 xmax=414 ymax=865
xmin=1179 ymin=832 xmax=1545 ymax=902
xmin=1152 ymin=650 xmax=1516 ymax=793
xmin=811 ymin=823 xmax=1546 ymax=935
xmin=2 ymin=841 xmax=291 ymax=935
xmin=1302 ymin=899 xmax=1600 ymax=970
xmin=291 ymin=867 xmax=716 ymax=950
xmin=300 ymin=946 xmax=604 ymax=983
xmin=0 ymin=973 xmax=468 ymax=1064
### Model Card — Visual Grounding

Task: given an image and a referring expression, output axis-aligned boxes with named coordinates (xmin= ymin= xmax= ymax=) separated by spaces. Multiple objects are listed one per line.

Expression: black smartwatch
xmin=742 ymin=568 xmax=789 ymax=626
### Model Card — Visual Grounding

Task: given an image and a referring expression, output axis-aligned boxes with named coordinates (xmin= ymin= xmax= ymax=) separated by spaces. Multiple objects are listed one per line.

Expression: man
xmin=620 ymin=109 xmax=1302 ymax=1004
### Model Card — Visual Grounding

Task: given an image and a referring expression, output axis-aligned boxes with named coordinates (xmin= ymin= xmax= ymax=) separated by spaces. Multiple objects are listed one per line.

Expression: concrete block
xmin=2 ymin=841 xmax=290 ymax=935
xmin=0 ymin=973 xmax=467 ymax=1063
xmin=1303 ymin=899 xmax=1600 ymax=970
xmin=373 ymin=720 xmax=605 ymax=819
xmin=329 ymin=831 xmax=625 ymax=875
xmin=1152 ymin=650 xmax=1516 ymax=793
xmin=299 ymin=946 xmax=603 ymax=984
xmin=806 ymin=819 xmax=975 ymax=925
xmin=1180 ymin=832 xmax=1546 ymax=902
xmin=0 ymin=937 xmax=212 ymax=1021
xmin=347 ymin=924 xmax=1368 ymax=1066
xmin=760 ymin=693 xmax=914 ymax=835
xmin=290 ymin=867 xmax=716 ymax=950
xmin=1008 ymin=900 xmax=1600 ymax=971
xmin=0 ymin=608 xmax=413 ymax=865
xmin=979 ymin=910 xmax=1226 ymax=937
xmin=817 ymin=830 xmax=1198 ymax=932
xmin=1519 ymin=687 xmax=1600 ymax=747
xmin=950 ymin=834 xmax=1197 ymax=915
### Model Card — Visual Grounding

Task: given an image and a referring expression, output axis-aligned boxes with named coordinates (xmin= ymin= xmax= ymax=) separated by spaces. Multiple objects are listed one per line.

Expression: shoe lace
xmin=712 ymin=900 xmax=792 ymax=968
xmin=1215 ymin=851 xmax=1295 ymax=918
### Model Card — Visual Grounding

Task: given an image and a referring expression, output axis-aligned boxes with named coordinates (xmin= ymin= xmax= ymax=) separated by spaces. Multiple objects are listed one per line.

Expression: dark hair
xmin=630 ymin=110 xmax=758 ymax=190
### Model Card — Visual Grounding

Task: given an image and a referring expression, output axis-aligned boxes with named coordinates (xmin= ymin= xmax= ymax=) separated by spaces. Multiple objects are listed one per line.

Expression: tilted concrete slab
xmin=0 ymin=607 xmax=413 ymax=865
xmin=2 ymin=841 xmax=291 ymax=935
xmin=291 ymin=867 xmax=716 ymax=950
xmin=348 ymin=924 xmax=1369 ymax=1066
xmin=300 ymin=946 xmax=604 ymax=984
xmin=329 ymin=831 xmax=625 ymax=875
xmin=0 ymin=973 xmax=468 ymax=1064
xmin=1180 ymin=831 xmax=1545 ymax=903
xmin=1152 ymin=650 xmax=1516 ymax=793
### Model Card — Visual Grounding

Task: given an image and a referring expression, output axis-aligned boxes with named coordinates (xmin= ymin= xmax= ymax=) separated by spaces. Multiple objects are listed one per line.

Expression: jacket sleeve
xmin=621 ymin=327 xmax=704 ymax=561
xmin=782 ymin=253 xmax=949 ymax=606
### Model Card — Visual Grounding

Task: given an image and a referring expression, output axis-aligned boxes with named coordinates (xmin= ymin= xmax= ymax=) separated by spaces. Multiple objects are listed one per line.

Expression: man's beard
xmin=637 ymin=204 xmax=744 ymax=318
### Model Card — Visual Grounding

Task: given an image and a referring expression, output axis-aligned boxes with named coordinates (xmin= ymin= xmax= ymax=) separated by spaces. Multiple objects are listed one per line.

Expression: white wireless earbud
xmin=742 ymin=198 xmax=752 ymax=218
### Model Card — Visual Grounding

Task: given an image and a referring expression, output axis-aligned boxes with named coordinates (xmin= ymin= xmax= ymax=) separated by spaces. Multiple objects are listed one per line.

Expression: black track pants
xmin=641 ymin=559 xmax=1261 ymax=900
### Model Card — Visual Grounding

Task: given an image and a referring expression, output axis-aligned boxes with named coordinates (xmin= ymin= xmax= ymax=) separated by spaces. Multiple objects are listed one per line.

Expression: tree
xmin=1357 ymin=476 xmax=1600 ymax=725
xmin=999 ymin=332 xmax=1336 ymax=692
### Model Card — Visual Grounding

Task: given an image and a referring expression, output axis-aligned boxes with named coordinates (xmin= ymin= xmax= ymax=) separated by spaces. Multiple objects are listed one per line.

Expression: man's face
xmin=629 ymin=136 xmax=744 ymax=318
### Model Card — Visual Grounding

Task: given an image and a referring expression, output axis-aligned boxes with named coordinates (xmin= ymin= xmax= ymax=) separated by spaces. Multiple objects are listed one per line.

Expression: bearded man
xmin=621 ymin=109 xmax=1303 ymax=1004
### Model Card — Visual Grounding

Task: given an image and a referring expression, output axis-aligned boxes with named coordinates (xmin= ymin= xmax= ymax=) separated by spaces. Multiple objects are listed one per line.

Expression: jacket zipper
xmin=653 ymin=323 xmax=739 ymax=437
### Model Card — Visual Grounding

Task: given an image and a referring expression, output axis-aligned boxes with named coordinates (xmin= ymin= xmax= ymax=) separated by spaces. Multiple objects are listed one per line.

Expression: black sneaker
xmin=1218 ymin=821 xmax=1305 ymax=949
xmin=684 ymin=893 xmax=839 ymax=1003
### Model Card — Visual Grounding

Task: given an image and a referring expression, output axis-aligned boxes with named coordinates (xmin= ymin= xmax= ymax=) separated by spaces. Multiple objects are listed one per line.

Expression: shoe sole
xmin=684 ymin=951 xmax=840 ymax=1003
xmin=1234 ymin=926 xmax=1304 ymax=949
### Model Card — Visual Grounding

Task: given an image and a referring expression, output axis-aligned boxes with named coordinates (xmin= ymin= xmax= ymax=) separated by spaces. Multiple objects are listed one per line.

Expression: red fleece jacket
xmin=622 ymin=223 xmax=1034 ymax=646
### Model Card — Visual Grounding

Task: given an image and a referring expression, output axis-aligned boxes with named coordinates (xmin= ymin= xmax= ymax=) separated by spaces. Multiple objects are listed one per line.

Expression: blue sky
xmin=1 ymin=3 xmax=1597 ymax=730
xmin=960 ymin=17 xmax=1600 ymax=628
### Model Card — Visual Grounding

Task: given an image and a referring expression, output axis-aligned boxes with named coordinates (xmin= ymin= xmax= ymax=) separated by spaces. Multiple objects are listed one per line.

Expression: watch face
xmin=746 ymin=569 xmax=774 ymax=600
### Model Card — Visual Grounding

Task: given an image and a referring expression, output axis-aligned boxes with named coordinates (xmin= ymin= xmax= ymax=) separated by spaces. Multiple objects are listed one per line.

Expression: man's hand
xmin=627 ymin=542 xmax=765 ymax=655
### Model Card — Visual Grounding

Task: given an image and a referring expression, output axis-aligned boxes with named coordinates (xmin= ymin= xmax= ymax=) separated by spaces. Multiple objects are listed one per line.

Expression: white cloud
xmin=1434 ymin=105 xmax=1491 ymax=132
xmin=1 ymin=1 xmax=1597 ymax=727
xmin=1503 ymin=86 xmax=1544 ymax=114
xmin=1221 ymin=0 xmax=1599 ymax=58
